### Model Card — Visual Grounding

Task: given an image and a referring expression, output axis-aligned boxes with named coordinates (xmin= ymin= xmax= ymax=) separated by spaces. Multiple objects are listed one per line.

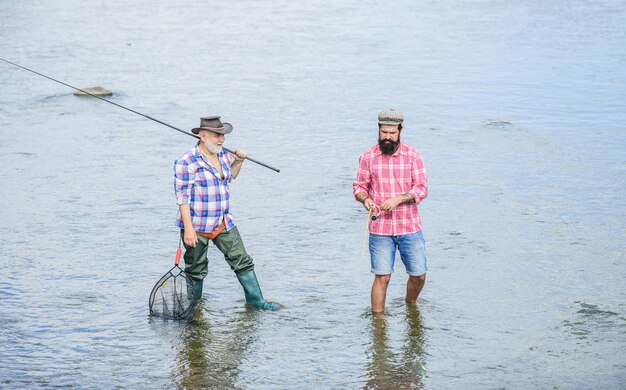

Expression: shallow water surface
xmin=1 ymin=1 xmax=625 ymax=388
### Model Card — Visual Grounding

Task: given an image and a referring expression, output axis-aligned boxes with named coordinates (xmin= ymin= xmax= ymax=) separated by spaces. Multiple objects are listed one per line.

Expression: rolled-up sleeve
xmin=408 ymin=154 xmax=428 ymax=204
xmin=174 ymin=158 xmax=194 ymax=205
xmin=353 ymin=155 xmax=371 ymax=198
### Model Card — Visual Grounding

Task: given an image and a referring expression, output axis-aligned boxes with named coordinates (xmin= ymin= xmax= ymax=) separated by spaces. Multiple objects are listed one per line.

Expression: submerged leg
xmin=237 ymin=270 xmax=279 ymax=311
xmin=181 ymin=230 xmax=210 ymax=300
xmin=405 ymin=274 xmax=426 ymax=304
xmin=192 ymin=279 xmax=204 ymax=299
xmin=371 ymin=274 xmax=391 ymax=313
xmin=212 ymin=227 xmax=280 ymax=310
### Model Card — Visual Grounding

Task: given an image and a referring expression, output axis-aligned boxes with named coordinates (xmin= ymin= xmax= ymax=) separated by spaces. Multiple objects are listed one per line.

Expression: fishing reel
xmin=370 ymin=205 xmax=382 ymax=221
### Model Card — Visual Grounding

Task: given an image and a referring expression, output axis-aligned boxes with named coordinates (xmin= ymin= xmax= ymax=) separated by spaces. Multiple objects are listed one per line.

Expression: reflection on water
xmin=365 ymin=306 xmax=427 ymax=390
xmin=174 ymin=302 xmax=260 ymax=389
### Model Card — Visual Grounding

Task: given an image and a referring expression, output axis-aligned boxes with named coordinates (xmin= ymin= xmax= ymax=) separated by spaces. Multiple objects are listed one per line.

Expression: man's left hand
xmin=381 ymin=196 xmax=402 ymax=212
xmin=232 ymin=149 xmax=247 ymax=161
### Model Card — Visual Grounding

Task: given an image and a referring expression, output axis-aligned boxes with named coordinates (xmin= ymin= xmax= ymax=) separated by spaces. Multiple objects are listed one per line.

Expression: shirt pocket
xmin=193 ymin=172 xmax=210 ymax=195
xmin=369 ymin=162 xmax=380 ymax=181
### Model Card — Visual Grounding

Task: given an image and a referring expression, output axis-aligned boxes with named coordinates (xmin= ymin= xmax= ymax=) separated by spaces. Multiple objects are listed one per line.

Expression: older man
xmin=174 ymin=116 xmax=278 ymax=310
xmin=353 ymin=109 xmax=428 ymax=313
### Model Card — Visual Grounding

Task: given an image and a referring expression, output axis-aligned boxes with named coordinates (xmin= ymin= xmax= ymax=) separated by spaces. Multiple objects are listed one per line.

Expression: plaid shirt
xmin=174 ymin=144 xmax=236 ymax=233
xmin=353 ymin=142 xmax=428 ymax=236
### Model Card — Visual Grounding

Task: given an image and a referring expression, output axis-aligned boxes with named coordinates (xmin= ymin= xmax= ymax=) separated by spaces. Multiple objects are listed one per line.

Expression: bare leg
xmin=371 ymin=274 xmax=391 ymax=313
xmin=405 ymin=274 xmax=426 ymax=305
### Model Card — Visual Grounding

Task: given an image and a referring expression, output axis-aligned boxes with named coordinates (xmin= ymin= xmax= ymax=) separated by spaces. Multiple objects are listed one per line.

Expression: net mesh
xmin=149 ymin=265 xmax=197 ymax=320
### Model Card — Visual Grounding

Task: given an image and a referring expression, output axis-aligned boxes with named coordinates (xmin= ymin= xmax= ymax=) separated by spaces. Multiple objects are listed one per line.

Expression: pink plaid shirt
xmin=353 ymin=142 xmax=428 ymax=236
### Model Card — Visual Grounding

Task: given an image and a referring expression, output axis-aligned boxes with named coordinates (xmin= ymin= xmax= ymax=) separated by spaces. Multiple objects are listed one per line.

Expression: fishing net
xmin=149 ymin=248 xmax=197 ymax=320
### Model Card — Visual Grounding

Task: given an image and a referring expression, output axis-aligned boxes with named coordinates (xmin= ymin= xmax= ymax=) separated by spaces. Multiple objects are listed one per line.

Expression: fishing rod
xmin=0 ymin=57 xmax=280 ymax=173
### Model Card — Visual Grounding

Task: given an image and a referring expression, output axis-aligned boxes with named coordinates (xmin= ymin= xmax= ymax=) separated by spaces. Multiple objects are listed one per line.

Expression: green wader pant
xmin=181 ymin=226 xmax=255 ymax=284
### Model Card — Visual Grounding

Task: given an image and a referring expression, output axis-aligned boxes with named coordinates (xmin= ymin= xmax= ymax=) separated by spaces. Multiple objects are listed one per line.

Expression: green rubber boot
xmin=237 ymin=271 xmax=279 ymax=311
xmin=192 ymin=279 xmax=204 ymax=300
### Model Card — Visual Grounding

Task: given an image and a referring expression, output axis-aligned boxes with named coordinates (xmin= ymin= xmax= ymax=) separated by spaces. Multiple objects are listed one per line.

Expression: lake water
xmin=1 ymin=1 xmax=625 ymax=388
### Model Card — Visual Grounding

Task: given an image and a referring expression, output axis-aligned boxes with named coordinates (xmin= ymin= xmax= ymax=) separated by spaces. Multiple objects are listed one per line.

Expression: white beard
xmin=204 ymin=140 xmax=222 ymax=154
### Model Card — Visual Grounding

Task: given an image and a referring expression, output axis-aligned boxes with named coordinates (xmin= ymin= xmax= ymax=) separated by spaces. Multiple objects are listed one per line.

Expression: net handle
xmin=175 ymin=248 xmax=182 ymax=265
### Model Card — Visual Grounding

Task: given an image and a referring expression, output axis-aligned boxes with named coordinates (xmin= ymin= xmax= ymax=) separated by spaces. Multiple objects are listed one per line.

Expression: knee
xmin=375 ymin=274 xmax=391 ymax=286
xmin=411 ymin=274 xmax=426 ymax=283
xmin=229 ymin=253 xmax=255 ymax=275
xmin=234 ymin=263 xmax=254 ymax=276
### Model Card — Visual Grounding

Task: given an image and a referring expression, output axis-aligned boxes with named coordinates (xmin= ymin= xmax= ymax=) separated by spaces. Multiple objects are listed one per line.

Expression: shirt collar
xmin=193 ymin=143 xmax=203 ymax=158
xmin=193 ymin=143 xmax=229 ymax=177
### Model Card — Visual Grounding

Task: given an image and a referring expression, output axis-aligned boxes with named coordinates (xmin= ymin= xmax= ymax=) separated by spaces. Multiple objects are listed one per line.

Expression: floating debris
xmin=73 ymin=86 xmax=113 ymax=97
xmin=485 ymin=120 xmax=512 ymax=127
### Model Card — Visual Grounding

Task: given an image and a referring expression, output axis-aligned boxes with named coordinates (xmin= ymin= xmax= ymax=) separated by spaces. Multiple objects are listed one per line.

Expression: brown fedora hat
xmin=191 ymin=116 xmax=233 ymax=135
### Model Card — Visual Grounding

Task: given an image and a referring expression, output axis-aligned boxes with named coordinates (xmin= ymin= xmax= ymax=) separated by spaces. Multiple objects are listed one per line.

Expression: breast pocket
xmin=191 ymin=176 xmax=205 ymax=194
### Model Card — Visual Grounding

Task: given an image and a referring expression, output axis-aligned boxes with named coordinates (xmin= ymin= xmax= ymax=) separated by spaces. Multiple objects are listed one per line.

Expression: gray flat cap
xmin=378 ymin=109 xmax=404 ymax=125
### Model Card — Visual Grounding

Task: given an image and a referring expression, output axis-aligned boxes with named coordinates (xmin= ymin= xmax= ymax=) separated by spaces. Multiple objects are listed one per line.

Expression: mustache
xmin=204 ymin=140 xmax=222 ymax=153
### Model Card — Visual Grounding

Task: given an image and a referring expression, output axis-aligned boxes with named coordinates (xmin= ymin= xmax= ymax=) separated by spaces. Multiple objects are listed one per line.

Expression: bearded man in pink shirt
xmin=353 ymin=109 xmax=429 ymax=313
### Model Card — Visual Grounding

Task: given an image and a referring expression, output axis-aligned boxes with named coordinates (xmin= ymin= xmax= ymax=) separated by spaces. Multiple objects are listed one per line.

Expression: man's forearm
xmin=231 ymin=160 xmax=243 ymax=179
xmin=400 ymin=193 xmax=415 ymax=204
xmin=356 ymin=192 xmax=370 ymax=204
xmin=179 ymin=204 xmax=194 ymax=230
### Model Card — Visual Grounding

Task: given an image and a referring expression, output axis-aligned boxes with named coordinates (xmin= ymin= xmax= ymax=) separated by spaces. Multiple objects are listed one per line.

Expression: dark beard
xmin=379 ymin=138 xmax=399 ymax=156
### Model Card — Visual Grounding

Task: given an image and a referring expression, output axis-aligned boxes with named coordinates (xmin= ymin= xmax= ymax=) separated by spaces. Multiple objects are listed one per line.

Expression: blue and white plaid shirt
xmin=174 ymin=144 xmax=236 ymax=233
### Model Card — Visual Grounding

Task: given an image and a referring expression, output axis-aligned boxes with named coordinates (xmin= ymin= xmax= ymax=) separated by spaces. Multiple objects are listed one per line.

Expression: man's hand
xmin=184 ymin=228 xmax=198 ymax=247
xmin=381 ymin=193 xmax=415 ymax=212
xmin=363 ymin=197 xmax=376 ymax=211
xmin=231 ymin=149 xmax=247 ymax=161
xmin=381 ymin=196 xmax=402 ymax=212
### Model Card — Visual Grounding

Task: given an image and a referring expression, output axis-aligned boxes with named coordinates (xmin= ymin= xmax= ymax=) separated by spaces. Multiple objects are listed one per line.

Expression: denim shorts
xmin=369 ymin=231 xmax=427 ymax=276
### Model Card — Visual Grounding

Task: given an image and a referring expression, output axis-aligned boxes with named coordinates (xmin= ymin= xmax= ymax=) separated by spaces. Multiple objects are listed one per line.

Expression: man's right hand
xmin=184 ymin=228 xmax=198 ymax=247
xmin=363 ymin=198 xmax=376 ymax=211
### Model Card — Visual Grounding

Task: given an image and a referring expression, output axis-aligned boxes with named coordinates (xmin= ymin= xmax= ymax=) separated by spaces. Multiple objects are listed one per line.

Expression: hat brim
xmin=192 ymin=123 xmax=233 ymax=135
xmin=378 ymin=120 xmax=403 ymax=125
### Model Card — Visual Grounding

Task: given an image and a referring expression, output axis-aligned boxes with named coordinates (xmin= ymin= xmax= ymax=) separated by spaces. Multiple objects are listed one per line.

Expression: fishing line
xmin=360 ymin=208 xmax=373 ymax=259
xmin=360 ymin=205 xmax=381 ymax=260
xmin=0 ymin=57 xmax=279 ymax=173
